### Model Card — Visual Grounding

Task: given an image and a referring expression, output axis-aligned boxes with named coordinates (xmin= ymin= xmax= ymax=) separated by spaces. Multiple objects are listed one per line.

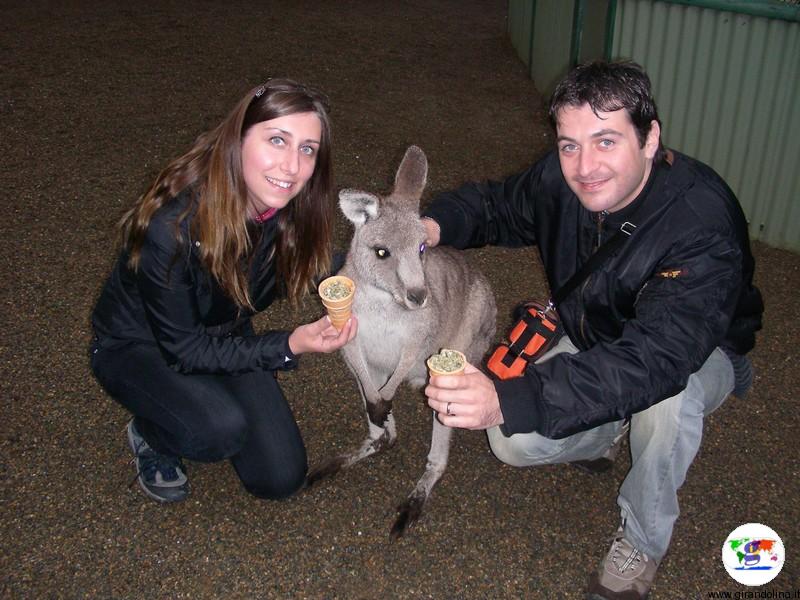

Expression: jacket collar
xmin=602 ymin=157 xmax=672 ymax=229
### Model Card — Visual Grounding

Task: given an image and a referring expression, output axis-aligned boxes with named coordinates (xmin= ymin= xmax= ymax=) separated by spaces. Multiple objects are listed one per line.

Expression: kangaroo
xmin=306 ymin=145 xmax=496 ymax=538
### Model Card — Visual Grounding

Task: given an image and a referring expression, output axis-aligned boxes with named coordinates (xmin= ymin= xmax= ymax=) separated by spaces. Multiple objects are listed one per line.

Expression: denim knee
xmin=488 ymin=427 xmax=561 ymax=467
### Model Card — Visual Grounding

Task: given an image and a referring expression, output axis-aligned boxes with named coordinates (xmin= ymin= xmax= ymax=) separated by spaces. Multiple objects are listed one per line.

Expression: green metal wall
xmin=508 ymin=0 xmax=575 ymax=96
xmin=612 ymin=0 xmax=800 ymax=250
xmin=507 ymin=0 xmax=536 ymax=71
xmin=507 ymin=0 xmax=613 ymax=96
xmin=507 ymin=0 xmax=800 ymax=252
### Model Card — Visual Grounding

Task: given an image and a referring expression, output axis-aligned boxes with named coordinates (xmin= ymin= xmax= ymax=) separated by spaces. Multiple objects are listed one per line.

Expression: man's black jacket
xmin=92 ymin=191 xmax=298 ymax=375
xmin=423 ymin=150 xmax=763 ymax=439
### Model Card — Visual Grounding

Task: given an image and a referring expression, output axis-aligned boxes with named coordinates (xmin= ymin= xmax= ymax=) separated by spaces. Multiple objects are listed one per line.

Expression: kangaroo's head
xmin=339 ymin=145 xmax=430 ymax=310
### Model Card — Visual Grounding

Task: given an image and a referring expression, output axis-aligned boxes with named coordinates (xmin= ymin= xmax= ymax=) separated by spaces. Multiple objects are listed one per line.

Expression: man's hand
xmin=421 ymin=217 xmax=441 ymax=247
xmin=425 ymin=363 xmax=504 ymax=429
xmin=288 ymin=314 xmax=358 ymax=355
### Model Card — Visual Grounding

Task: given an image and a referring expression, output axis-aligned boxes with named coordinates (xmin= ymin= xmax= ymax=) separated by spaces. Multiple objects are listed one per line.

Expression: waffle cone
xmin=427 ymin=349 xmax=466 ymax=377
xmin=318 ymin=275 xmax=355 ymax=330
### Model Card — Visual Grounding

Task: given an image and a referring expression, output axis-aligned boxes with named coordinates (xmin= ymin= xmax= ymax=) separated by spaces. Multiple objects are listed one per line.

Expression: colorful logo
xmin=722 ymin=523 xmax=785 ymax=586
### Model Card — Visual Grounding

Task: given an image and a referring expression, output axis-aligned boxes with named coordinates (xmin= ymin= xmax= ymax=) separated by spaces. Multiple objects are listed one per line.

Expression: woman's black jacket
xmin=423 ymin=150 xmax=763 ymax=439
xmin=92 ymin=191 xmax=298 ymax=375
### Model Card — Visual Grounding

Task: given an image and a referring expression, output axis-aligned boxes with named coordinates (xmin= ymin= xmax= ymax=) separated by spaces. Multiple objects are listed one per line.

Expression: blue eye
xmin=419 ymin=243 xmax=426 ymax=255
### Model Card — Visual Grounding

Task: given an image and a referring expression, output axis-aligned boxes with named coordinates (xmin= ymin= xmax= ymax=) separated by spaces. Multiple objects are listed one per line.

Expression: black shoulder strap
xmin=551 ymin=221 xmax=636 ymax=306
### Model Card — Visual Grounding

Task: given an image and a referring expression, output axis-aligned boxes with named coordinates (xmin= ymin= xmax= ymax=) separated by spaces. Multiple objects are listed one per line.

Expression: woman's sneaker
xmin=126 ymin=419 xmax=188 ymax=503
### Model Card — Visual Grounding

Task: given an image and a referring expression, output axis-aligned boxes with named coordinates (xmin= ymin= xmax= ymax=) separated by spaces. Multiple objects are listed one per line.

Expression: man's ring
xmin=446 ymin=402 xmax=453 ymax=416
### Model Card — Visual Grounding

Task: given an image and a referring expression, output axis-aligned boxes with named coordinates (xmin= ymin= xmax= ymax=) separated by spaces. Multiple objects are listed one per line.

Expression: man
xmin=422 ymin=61 xmax=763 ymax=599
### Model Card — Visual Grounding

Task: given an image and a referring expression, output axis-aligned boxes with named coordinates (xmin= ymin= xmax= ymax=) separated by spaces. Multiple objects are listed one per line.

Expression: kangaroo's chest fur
xmin=344 ymin=282 xmax=430 ymax=389
xmin=340 ymin=247 xmax=494 ymax=392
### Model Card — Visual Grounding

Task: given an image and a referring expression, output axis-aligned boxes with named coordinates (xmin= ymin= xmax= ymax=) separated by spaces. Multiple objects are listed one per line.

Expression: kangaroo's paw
xmin=305 ymin=455 xmax=348 ymax=489
xmin=389 ymin=492 xmax=427 ymax=540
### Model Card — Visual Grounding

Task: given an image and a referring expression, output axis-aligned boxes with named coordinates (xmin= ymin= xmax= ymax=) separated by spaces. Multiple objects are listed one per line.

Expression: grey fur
xmin=307 ymin=145 xmax=497 ymax=538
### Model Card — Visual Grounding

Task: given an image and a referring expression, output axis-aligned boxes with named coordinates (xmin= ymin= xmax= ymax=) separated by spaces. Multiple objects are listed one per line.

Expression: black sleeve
xmin=421 ymin=152 xmax=560 ymax=250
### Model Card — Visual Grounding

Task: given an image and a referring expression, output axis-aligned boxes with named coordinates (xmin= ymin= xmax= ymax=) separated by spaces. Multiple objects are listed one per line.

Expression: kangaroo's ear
xmin=339 ymin=189 xmax=380 ymax=226
xmin=393 ymin=145 xmax=428 ymax=201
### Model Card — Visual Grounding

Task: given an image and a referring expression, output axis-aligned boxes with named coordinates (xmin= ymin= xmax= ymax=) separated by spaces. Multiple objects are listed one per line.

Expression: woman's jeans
xmin=90 ymin=337 xmax=307 ymax=500
xmin=487 ymin=336 xmax=735 ymax=562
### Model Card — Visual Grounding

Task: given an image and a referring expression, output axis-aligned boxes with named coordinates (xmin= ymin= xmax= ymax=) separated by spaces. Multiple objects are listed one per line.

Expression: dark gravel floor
xmin=2 ymin=1 xmax=798 ymax=598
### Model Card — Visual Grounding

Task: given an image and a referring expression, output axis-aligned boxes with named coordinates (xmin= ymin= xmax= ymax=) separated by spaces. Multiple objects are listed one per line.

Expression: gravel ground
xmin=2 ymin=1 xmax=798 ymax=598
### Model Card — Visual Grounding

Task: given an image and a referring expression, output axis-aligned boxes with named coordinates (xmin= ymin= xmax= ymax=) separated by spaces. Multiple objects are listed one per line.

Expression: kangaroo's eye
xmin=419 ymin=243 xmax=426 ymax=256
xmin=374 ymin=247 xmax=390 ymax=259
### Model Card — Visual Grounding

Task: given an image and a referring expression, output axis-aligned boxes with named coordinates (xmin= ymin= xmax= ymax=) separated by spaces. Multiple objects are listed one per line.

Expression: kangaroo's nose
xmin=406 ymin=288 xmax=427 ymax=307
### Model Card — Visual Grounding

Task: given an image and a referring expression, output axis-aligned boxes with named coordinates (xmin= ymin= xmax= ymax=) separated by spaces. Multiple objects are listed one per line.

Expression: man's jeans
xmin=487 ymin=336 xmax=735 ymax=562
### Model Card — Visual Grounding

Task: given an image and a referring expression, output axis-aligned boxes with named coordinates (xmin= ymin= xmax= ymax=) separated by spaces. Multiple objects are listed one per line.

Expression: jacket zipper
xmin=596 ymin=210 xmax=608 ymax=249
xmin=580 ymin=210 xmax=608 ymax=345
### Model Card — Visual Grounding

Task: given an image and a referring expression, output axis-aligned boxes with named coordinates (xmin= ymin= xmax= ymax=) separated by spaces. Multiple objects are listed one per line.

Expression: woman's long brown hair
xmin=119 ymin=79 xmax=333 ymax=308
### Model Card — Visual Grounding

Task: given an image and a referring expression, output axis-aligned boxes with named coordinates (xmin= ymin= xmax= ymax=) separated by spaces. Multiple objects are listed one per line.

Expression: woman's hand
xmin=288 ymin=314 xmax=358 ymax=355
xmin=425 ymin=363 xmax=504 ymax=430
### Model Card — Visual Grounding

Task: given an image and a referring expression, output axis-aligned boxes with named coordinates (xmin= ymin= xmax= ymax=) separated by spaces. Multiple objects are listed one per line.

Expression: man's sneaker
xmin=127 ymin=419 xmax=188 ymax=503
xmin=571 ymin=420 xmax=630 ymax=474
xmin=586 ymin=528 xmax=658 ymax=599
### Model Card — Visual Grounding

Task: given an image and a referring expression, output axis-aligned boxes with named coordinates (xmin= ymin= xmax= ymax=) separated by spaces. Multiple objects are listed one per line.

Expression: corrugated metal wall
xmin=507 ymin=0 xmax=535 ymax=71
xmin=507 ymin=0 xmax=800 ymax=252
xmin=507 ymin=0 xmax=613 ymax=96
xmin=612 ymin=0 xmax=800 ymax=250
xmin=508 ymin=0 xmax=577 ymax=96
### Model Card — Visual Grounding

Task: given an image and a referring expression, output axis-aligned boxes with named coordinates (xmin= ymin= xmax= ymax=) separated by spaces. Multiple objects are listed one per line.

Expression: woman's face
xmin=241 ymin=111 xmax=322 ymax=216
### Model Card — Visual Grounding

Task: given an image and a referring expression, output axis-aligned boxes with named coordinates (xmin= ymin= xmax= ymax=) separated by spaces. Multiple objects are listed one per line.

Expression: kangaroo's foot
xmin=306 ymin=428 xmax=395 ymax=489
xmin=390 ymin=490 xmax=427 ymax=540
xmin=305 ymin=454 xmax=349 ymax=489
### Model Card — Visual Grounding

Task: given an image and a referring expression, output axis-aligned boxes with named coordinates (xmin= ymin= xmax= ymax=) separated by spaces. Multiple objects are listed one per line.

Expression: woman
xmin=90 ymin=79 xmax=356 ymax=503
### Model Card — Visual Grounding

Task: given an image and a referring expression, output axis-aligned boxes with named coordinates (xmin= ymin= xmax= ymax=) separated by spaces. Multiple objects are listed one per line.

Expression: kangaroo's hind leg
xmin=390 ymin=414 xmax=452 ymax=539
xmin=306 ymin=376 xmax=397 ymax=487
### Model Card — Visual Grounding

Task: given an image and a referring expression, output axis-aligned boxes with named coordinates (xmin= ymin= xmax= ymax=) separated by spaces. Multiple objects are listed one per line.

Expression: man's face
xmin=555 ymin=104 xmax=660 ymax=213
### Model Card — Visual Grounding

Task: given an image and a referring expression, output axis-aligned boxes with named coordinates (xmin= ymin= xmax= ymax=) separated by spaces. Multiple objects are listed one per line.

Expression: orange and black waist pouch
xmin=487 ymin=301 xmax=560 ymax=380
